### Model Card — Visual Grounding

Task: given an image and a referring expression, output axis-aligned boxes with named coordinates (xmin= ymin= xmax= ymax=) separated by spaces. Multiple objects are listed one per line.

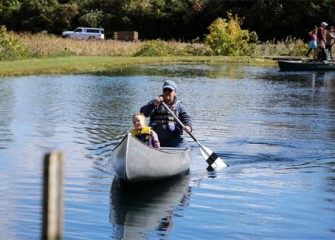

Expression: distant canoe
xmin=278 ymin=60 xmax=335 ymax=71
xmin=111 ymin=133 xmax=191 ymax=182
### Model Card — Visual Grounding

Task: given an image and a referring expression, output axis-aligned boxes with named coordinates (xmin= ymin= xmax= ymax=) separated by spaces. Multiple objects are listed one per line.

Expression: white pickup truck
xmin=62 ymin=27 xmax=105 ymax=40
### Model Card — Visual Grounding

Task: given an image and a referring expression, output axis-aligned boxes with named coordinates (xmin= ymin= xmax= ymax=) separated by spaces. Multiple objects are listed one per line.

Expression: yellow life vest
xmin=131 ymin=126 xmax=151 ymax=136
xmin=131 ymin=127 xmax=152 ymax=145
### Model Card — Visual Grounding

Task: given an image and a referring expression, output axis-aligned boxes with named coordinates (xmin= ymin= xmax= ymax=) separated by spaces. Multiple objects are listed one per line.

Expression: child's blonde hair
xmin=132 ymin=113 xmax=146 ymax=124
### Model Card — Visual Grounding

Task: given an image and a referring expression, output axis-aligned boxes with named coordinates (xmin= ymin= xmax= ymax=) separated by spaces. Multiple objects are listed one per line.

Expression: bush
xmin=131 ymin=40 xmax=175 ymax=56
xmin=255 ymin=37 xmax=308 ymax=56
xmin=183 ymin=44 xmax=213 ymax=56
xmin=0 ymin=25 xmax=28 ymax=60
xmin=287 ymin=38 xmax=308 ymax=56
xmin=204 ymin=12 xmax=257 ymax=56
xmin=131 ymin=39 xmax=214 ymax=57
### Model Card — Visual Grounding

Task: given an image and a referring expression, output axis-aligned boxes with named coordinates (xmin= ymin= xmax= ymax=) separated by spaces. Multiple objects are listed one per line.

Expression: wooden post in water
xmin=42 ymin=151 xmax=64 ymax=240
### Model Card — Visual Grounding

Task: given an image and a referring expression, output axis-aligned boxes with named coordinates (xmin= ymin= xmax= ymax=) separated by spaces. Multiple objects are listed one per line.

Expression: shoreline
xmin=0 ymin=56 xmax=278 ymax=77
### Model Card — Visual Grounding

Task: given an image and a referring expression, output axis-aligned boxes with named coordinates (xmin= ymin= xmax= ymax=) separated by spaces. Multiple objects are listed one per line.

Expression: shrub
xmin=131 ymin=39 xmax=213 ymax=57
xmin=255 ymin=37 xmax=308 ymax=56
xmin=204 ymin=12 xmax=257 ymax=56
xmin=288 ymin=38 xmax=308 ymax=56
xmin=0 ymin=25 xmax=28 ymax=60
xmin=131 ymin=40 xmax=175 ymax=56
xmin=183 ymin=44 xmax=213 ymax=56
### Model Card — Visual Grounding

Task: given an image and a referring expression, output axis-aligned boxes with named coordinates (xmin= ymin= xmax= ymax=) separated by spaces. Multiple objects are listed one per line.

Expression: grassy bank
xmin=0 ymin=32 xmax=291 ymax=76
xmin=0 ymin=56 xmax=277 ymax=77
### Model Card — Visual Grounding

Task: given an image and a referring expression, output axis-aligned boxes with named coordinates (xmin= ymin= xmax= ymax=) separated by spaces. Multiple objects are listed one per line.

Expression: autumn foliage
xmin=204 ymin=12 xmax=257 ymax=56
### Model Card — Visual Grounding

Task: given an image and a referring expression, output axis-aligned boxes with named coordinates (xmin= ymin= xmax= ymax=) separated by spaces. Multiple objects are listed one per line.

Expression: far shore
xmin=0 ymin=56 xmax=278 ymax=77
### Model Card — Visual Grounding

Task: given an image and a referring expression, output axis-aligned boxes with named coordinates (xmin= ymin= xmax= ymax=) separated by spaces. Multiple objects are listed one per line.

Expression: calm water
xmin=0 ymin=64 xmax=334 ymax=239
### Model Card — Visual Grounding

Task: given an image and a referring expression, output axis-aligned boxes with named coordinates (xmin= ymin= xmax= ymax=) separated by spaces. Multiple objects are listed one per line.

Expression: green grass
xmin=0 ymin=31 xmax=301 ymax=76
xmin=0 ymin=56 xmax=277 ymax=77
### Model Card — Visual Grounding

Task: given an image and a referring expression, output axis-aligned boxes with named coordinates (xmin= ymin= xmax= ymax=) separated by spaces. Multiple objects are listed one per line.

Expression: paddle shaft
xmin=162 ymin=102 xmax=227 ymax=169
xmin=161 ymin=102 xmax=198 ymax=143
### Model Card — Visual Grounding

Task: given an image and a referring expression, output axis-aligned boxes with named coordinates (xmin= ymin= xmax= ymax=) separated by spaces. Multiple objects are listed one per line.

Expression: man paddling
xmin=140 ymin=80 xmax=192 ymax=147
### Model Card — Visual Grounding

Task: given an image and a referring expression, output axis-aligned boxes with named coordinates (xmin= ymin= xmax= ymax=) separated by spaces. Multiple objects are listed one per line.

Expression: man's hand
xmin=153 ymin=96 xmax=164 ymax=106
xmin=183 ymin=125 xmax=191 ymax=133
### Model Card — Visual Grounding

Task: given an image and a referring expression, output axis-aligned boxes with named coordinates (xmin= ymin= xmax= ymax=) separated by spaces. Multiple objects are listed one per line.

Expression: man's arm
xmin=140 ymin=101 xmax=157 ymax=117
xmin=178 ymin=104 xmax=192 ymax=132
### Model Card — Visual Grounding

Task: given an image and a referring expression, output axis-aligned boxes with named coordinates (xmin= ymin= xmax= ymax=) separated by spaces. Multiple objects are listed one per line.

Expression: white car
xmin=62 ymin=27 xmax=105 ymax=40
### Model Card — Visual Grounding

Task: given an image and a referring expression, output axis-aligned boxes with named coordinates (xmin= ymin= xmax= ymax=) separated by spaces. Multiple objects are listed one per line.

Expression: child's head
xmin=132 ymin=113 xmax=146 ymax=130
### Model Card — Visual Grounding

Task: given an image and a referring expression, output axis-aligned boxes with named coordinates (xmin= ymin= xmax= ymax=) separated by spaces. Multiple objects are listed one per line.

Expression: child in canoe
xmin=131 ymin=113 xmax=160 ymax=148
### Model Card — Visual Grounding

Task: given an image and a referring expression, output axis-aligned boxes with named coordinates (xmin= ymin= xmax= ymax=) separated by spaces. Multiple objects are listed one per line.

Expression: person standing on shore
xmin=326 ymin=25 xmax=335 ymax=59
xmin=306 ymin=29 xmax=317 ymax=59
xmin=316 ymin=22 xmax=328 ymax=61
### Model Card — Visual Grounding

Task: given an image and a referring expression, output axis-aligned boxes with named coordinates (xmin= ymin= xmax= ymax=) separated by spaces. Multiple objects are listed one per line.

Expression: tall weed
xmin=0 ymin=26 xmax=28 ymax=60
xmin=0 ymin=26 xmax=311 ymax=61
xmin=255 ymin=36 xmax=308 ymax=56
xmin=131 ymin=39 xmax=213 ymax=57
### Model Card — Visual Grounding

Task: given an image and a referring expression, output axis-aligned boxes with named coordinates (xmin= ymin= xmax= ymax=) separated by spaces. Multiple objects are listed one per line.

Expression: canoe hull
xmin=278 ymin=60 xmax=335 ymax=71
xmin=111 ymin=133 xmax=191 ymax=182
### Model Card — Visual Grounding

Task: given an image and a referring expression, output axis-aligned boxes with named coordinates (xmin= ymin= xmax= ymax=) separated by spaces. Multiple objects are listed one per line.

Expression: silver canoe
xmin=111 ymin=133 xmax=191 ymax=182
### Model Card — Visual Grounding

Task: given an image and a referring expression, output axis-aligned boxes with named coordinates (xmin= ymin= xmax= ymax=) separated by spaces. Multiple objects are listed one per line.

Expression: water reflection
xmin=0 ymin=79 xmax=15 ymax=149
xmin=99 ymin=64 xmax=253 ymax=79
xmin=310 ymin=71 xmax=335 ymax=88
xmin=109 ymin=173 xmax=191 ymax=239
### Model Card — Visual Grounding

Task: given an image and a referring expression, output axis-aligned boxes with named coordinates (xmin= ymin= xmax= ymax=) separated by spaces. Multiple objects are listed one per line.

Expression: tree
xmin=0 ymin=0 xmax=21 ymax=30
xmin=79 ymin=9 xmax=103 ymax=28
xmin=18 ymin=0 xmax=59 ymax=32
xmin=1 ymin=0 xmax=335 ymax=41
xmin=53 ymin=3 xmax=79 ymax=33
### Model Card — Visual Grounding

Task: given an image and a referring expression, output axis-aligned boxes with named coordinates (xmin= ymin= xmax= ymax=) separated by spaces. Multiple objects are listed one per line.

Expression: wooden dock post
xmin=42 ymin=152 xmax=64 ymax=240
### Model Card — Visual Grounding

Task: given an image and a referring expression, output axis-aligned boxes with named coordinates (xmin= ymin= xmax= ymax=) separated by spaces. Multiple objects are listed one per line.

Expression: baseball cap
xmin=163 ymin=80 xmax=177 ymax=90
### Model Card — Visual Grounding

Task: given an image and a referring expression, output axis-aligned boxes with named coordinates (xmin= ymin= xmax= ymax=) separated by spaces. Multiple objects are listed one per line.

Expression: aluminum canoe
xmin=111 ymin=133 xmax=191 ymax=182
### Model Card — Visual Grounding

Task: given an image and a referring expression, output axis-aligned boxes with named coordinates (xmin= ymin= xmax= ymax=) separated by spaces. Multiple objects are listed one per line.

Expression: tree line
xmin=0 ymin=0 xmax=334 ymax=42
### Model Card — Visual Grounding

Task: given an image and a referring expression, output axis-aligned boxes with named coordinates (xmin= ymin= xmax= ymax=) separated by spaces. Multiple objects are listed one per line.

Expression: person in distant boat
xmin=316 ymin=22 xmax=328 ymax=61
xmin=306 ymin=29 xmax=317 ymax=59
xmin=326 ymin=25 xmax=335 ymax=59
xmin=131 ymin=113 xmax=160 ymax=148
xmin=140 ymin=80 xmax=192 ymax=147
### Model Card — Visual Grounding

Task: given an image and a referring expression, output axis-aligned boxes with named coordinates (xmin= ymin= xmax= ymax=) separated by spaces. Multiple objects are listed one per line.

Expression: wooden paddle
xmin=162 ymin=102 xmax=228 ymax=170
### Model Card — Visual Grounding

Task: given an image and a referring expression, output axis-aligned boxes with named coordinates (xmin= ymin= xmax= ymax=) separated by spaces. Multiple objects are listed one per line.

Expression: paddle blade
xmin=199 ymin=145 xmax=228 ymax=170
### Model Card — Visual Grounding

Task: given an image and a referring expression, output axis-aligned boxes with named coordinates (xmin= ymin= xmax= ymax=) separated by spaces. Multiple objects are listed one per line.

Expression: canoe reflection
xmin=109 ymin=173 xmax=191 ymax=239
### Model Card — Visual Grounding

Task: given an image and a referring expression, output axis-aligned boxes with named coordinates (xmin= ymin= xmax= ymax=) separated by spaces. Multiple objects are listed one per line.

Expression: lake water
xmin=0 ymin=64 xmax=334 ymax=239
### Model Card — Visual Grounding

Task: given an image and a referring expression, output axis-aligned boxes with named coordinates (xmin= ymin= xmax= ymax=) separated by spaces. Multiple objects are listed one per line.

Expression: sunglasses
xmin=163 ymin=88 xmax=173 ymax=93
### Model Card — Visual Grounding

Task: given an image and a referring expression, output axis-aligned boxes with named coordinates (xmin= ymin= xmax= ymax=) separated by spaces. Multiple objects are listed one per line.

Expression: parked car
xmin=62 ymin=27 xmax=105 ymax=40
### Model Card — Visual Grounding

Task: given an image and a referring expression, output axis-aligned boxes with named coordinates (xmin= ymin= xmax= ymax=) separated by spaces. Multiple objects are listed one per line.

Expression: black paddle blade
xmin=206 ymin=152 xmax=219 ymax=165
xmin=206 ymin=152 xmax=220 ymax=171
xmin=202 ymin=146 xmax=228 ymax=171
